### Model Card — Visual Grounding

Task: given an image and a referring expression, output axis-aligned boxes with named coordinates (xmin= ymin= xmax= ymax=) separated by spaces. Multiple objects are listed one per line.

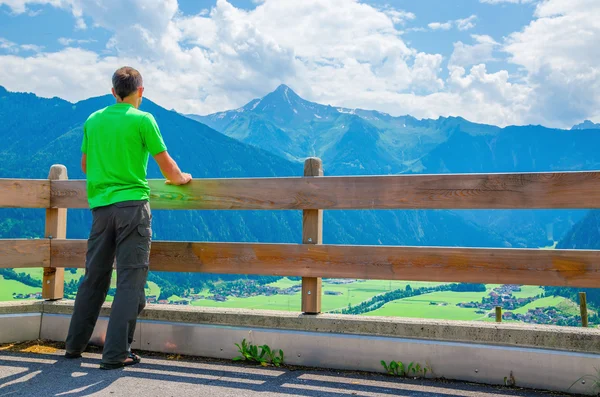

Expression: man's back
xmin=67 ymin=66 xmax=190 ymax=370
xmin=82 ymin=103 xmax=166 ymax=209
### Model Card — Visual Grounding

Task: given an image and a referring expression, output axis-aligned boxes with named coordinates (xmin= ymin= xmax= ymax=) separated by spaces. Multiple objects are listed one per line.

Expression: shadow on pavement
xmin=0 ymin=351 xmax=574 ymax=397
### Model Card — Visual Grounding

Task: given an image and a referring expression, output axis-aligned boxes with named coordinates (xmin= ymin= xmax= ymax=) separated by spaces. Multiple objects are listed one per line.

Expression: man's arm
xmin=154 ymin=151 xmax=192 ymax=185
xmin=81 ymin=154 xmax=87 ymax=174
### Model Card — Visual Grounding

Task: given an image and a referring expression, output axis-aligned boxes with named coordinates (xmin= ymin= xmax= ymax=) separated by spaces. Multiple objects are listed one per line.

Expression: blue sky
xmin=0 ymin=0 xmax=598 ymax=128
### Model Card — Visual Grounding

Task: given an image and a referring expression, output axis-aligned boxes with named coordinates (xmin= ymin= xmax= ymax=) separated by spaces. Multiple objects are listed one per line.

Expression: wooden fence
xmin=1 ymin=159 xmax=600 ymax=314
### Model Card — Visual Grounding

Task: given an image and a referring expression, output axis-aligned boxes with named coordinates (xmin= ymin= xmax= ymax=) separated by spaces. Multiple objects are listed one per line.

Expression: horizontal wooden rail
xmin=0 ymin=179 xmax=50 ymax=208
xmin=50 ymin=239 xmax=600 ymax=288
xmin=48 ymin=171 xmax=600 ymax=210
xmin=0 ymin=239 xmax=50 ymax=268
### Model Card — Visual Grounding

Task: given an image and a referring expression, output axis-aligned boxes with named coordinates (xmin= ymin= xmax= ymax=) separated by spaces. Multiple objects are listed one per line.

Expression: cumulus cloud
xmin=0 ymin=0 xmax=598 ymax=128
xmin=449 ymin=34 xmax=499 ymax=67
xmin=0 ymin=0 xmax=447 ymax=115
xmin=504 ymin=0 xmax=600 ymax=126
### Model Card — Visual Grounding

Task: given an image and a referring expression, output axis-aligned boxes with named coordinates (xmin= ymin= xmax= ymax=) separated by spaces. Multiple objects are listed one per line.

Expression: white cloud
xmin=0 ymin=48 xmax=119 ymax=100
xmin=3 ymin=0 xmax=441 ymax=113
xmin=380 ymin=7 xmax=416 ymax=25
xmin=456 ymin=15 xmax=477 ymax=31
xmin=0 ymin=0 xmax=63 ymax=13
xmin=428 ymin=15 xmax=477 ymax=31
xmin=428 ymin=22 xmax=452 ymax=30
xmin=0 ymin=0 xmax=598 ymax=128
xmin=0 ymin=38 xmax=18 ymax=52
xmin=0 ymin=37 xmax=44 ymax=53
xmin=0 ymin=0 xmax=86 ymax=27
xmin=19 ymin=43 xmax=43 ymax=52
xmin=504 ymin=0 xmax=600 ymax=126
xmin=57 ymin=37 xmax=94 ymax=46
xmin=449 ymin=34 xmax=499 ymax=67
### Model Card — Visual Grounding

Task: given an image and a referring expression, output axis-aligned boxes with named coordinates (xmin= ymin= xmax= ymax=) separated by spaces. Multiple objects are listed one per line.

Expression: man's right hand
xmin=154 ymin=151 xmax=192 ymax=186
xmin=166 ymin=172 xmax=192 ymax=185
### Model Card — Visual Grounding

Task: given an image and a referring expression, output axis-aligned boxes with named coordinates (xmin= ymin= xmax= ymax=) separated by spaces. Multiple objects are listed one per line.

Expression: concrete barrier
xmin=1 ymin=301 xmax=598 ymax=395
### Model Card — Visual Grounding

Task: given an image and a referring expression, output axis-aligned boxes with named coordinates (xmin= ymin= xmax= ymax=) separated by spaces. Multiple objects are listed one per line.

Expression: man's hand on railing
xmin=154 ymin=151 xmax=192 ymax=186
xmin=166 ymin=172 xmax=192 ymax=186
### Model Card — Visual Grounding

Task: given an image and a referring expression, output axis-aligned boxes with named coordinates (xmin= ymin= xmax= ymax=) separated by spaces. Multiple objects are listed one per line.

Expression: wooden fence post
xmin=579 ymin=292 xmax=588 ymax=328
xmin=302 ymin=158 xmax=323 ymax=314
xmin=495 ymin=306 xmax=502 ymax=323
xmin=43 ymin=164 xmax=67 ymax=300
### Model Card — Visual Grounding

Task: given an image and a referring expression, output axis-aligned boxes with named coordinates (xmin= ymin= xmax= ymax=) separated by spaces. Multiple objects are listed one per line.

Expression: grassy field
xmin=17 ymin=268 xmax=85 ymax=284
xmin=0 ymin=275 xmax=41 ymax=300
xmin=364 ymin=285 xmax=548 ymax=320
xmin=366 ymin=300 xmax=485 ymax=320
xmin=190 ymin=279 xmax=445 ymax=312
xmin=146 ymin=281 xmax=160 ymax=298
xmin=0 ymin=270 xmax=159 ymax=303
xmin=365 ymin=291 xmax=490 ymax=320
xmin=512 ymin=286 xmax=544 ymax=299
xmin=0 ymin=273 xmax=585 ymax=325
xmin=556 ymin=298 xmax=583 ymax=316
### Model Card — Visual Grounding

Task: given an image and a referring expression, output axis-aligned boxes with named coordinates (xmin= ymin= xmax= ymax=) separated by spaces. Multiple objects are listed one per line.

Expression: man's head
xmin=112 ymin=66 xmax=144 ymax=108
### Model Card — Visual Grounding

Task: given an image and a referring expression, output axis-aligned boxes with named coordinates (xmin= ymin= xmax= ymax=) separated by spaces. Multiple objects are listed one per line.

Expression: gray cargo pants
xmin=65 ymin=200 xmax=151 ymax=365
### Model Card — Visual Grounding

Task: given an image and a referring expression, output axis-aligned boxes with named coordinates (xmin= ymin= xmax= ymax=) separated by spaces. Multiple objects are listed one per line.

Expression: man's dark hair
xmin=112 ymin=66 xmax=143 ymax=99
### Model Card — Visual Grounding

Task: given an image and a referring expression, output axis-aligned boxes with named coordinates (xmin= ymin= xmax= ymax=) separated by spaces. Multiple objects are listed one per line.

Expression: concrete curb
xmin=34 ymin=300 xmax=600 ymax=354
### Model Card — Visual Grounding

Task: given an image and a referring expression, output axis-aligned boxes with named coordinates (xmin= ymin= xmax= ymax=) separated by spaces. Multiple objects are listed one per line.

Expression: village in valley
xmin=136 ymin=278 xmax=594 ymax=327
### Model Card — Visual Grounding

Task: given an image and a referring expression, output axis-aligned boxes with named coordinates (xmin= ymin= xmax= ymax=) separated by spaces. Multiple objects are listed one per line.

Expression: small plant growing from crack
xmin=381 ymin=360 xmax=429 ymax=378
xmin=504 ymin=371 xmax=516 ymax=387
xmin=233 ymin=338 xmax=284 ymax=367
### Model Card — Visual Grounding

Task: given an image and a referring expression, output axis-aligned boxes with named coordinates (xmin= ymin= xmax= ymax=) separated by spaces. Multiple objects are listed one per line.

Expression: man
xmin=65 ymin=66 xmax=192 ymax=370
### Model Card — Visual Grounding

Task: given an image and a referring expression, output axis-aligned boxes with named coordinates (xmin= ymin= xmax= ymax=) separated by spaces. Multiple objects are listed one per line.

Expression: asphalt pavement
xmin=0 ymin=349 xmax=576 ymax=397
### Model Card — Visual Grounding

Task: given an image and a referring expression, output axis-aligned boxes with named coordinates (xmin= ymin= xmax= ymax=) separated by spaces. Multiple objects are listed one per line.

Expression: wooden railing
xmin=1 ymin=159 xmax=600 ymax=314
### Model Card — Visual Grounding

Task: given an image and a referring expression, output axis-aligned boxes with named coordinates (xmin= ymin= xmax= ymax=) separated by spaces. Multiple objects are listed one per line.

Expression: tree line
xmin=335 ymin=283 xmax=486 ymax=315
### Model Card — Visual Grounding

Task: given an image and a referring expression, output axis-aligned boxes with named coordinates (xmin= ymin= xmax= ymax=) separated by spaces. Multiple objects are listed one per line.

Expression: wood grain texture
xmin=50 ymin=240 xmax=600 ymax=288
xmin=302 ymin=158 xmax=323 ymax=314
xmin=0 ymin=179 xmax=50 ymax=208
xmin=0 ymin=239 xmax=50 ymax=268
xmin=50 ymin=171 xmax=600 ymax=210
xmin=44 ymin=165 xmax=67 ymax=300
xmin=579 ymin=292 xmax=588 ymax=328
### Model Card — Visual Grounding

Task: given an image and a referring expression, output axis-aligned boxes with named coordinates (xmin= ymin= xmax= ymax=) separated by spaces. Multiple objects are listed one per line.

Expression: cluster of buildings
xmin=145 ymin=280 xmax=304 ymax=305
xmin=457 ymin=285 xmax=537 ymax=311
xmin=489 ymin=307 xmax=581 ymax=326
xmin=455 ymin=284 xmax=584 ymax=326
xmin=13 ymin=292 xmax=42 ymax=300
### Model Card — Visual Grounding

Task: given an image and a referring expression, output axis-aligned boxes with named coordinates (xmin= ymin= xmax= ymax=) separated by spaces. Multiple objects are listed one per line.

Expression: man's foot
xmin=64 ymin=352 xmax=82 ymax=359
xmin=99 ymin=352 xmax=141 ymax=370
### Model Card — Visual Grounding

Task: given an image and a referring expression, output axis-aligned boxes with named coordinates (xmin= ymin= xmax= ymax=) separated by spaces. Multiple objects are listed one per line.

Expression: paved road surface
xmin=0 ymin=350 xmax=575 ymax=397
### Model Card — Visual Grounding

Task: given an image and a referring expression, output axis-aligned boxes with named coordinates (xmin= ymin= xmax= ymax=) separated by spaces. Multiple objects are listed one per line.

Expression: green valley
xmin=1 ymin=269 xmax=595 ymax=327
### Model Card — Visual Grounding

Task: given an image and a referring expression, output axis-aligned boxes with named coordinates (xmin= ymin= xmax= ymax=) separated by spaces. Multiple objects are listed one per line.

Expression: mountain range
xmin=188 ymin=84 xmax=600 ymax=247
xmin=2 ymin=83 xmax=599 ymax=278
xmin=571 ymin=120 xmax=600 ymax=130
xmin=0 ymin=85 xmax=508 ymax=254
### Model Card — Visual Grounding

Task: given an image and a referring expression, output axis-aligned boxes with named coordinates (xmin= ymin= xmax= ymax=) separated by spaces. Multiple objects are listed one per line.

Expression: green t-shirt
xmin=81 ymin=103 xmax=167 ymax=209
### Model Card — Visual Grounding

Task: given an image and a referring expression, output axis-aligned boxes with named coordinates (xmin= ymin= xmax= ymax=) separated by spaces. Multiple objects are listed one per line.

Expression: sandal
xmin=99 ymin=352 xmax=141 ymax=370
